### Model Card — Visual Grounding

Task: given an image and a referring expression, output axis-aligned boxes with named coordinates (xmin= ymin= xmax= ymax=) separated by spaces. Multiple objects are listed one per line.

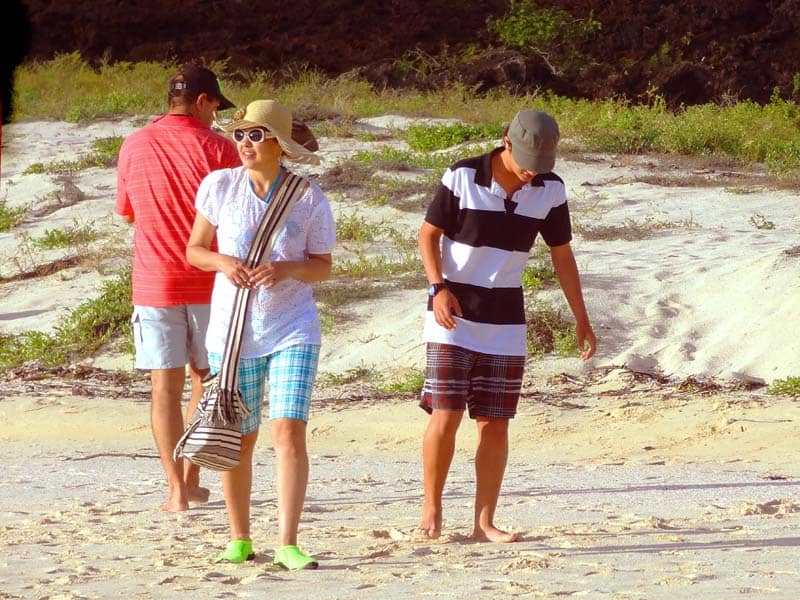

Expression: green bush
xmin=404 ymin=122 xmax=501 ymax=151
xmin=30 ymin=222 xmax=99 ymax=249
xmin=23 ymin=136 xmax=125 ymax=175
xmin=526 ymin=300 xmax=576 ymax=357
xmin=0 ymin=269 xmax=132 ymax=369
xmin=0 ymin=200 xmax=25 ymax=232
xmin=767 ymin=376 xmax=800 ymax=396
xmin=489 ymin=0 xmax=602 ymax=76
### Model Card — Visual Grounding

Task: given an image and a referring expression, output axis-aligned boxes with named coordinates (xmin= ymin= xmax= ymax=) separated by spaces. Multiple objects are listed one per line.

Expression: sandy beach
xmin=1 ymin=116 xmax=799 ymax=598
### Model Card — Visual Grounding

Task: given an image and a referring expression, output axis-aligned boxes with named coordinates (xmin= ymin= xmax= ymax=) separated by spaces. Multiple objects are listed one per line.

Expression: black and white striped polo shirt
xmin=423 ymin=147 xmax=572 ymax=356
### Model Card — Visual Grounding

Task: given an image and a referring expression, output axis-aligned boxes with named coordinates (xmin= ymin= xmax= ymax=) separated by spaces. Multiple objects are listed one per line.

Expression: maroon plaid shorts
xmin=419 ymin=342 xmax=525 ymax=419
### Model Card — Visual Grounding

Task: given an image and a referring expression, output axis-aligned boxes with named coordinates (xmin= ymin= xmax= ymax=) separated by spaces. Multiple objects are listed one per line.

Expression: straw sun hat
xmin=226 ymin=99 xmax=320 ymax=165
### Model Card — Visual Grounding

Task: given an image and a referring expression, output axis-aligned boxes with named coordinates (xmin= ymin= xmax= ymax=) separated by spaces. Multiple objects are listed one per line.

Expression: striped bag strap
xmin=217 ymin=172 xmax=309 ymax=392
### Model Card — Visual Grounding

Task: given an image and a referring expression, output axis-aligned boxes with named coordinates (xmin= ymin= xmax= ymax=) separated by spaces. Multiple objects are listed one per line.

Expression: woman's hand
xmin=219 ymin=255 xmax=255 ymax=288
xmin=249 ymin=261 xmax=288 ymax=289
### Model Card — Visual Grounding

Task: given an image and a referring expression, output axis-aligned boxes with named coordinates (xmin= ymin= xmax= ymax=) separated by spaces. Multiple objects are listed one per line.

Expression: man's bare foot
xmin=159 ymin=498 xmax=190 ymax=512
xmin=415 ymin=505 xmax=442 ymax=540
xmin=471 ymin=525 xmax=519 ymax=543
xmin=187 ymin=486 xmax=210 ymax=504
xmin=413 ymin=527 xmax=442 ymax=540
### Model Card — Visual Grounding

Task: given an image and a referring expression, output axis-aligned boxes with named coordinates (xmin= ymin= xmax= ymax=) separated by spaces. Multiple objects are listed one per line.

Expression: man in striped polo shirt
xmin=416 ymin=109 xmax=597 ymax=541
xmin=116 ymin=63 xmax=240 ymax=511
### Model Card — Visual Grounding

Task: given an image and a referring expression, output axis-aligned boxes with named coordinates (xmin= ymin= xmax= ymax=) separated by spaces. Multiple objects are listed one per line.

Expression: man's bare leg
xmin=184 ymin=360 xmax=210 ymax=504
xmin=472 ymin=416 xmax=518 ymax=542
xmin=416 ymin=409 xmax=463 ymax=539
xmin=150 ymin=367 xmax=191 ymax=511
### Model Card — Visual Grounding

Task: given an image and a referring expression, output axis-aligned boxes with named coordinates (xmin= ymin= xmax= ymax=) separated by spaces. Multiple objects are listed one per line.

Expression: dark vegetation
xmin=20 ymin=0 xmax=800 ymax=107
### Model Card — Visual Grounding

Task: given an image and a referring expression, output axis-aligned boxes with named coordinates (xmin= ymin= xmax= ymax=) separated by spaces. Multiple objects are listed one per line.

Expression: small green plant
xmin=521 ymin=261 xmax=556 ymax=290
xmin=724 ymin=186 xmax=761 ymax=195
xmin=767 ymin=376 xmax=800 ymax=396
xmin=525 ymin=300 xmax=576 ymax=357
xmin=318 ymin=308 xmax=335 ymax=335
xmin=749 ymin=213 xmax=775 ymax=230
xmin=0 ymin=200 xmax=26 ymax=232
xmin=367 ymin=194 xmax=388 ymax=207
xmin=316 ymin=364 xmax=375 ymax=387
xmin=579 ymin=216 xmax=698 ymax=241
xmin=23 ymin=136 xmax=124 ymax=175
xmin=353 ymin=144 xmax=492 ymax=173
xmin=30 ymin=221 xmax=98 ymax=249
xmin=378 ymin=368 xmax=425 ymax=394
xmin=333 ymin=253 xmax=421 ymax=278
xmin=336 ymin=213 xmax=376 ymax=242
xmin=91 ymin=136 xmax=125 ymax=162
xmin=404 ymin=122 xmax=501 ymax=152
xmin=553 ymin=329 xmax=581 ymax=358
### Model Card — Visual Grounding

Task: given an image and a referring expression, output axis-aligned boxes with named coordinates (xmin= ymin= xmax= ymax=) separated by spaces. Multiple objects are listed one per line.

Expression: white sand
xmin=2 ymin=118 xmax=799 ymax=382
xmin=1 ymin=117 xmax=799 ymax=598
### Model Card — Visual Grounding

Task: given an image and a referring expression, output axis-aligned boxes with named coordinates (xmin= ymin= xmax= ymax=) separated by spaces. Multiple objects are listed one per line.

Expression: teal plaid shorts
xmin=208 ymin=344 xmax=320 ymax=434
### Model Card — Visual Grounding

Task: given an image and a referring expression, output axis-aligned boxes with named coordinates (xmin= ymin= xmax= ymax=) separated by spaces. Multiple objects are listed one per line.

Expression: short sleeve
xmin=305 ymin=183 xmax=336 ymax=254
xmin=195 ymin=170 xmax=227 ymax=226
xmin=540 ymin=201 xmax=573 ymax=247
xmin=424 ymin=168 xmax=458 ymax=232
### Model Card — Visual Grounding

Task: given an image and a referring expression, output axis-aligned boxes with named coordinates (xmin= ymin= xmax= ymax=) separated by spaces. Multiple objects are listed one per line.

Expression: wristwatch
xmin=428 ymin=282 xmax=447 ymax=297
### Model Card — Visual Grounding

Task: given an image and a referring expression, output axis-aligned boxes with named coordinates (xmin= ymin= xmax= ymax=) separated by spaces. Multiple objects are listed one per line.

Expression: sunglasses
xmin=232 ymin=128 xmax=273 ymax=144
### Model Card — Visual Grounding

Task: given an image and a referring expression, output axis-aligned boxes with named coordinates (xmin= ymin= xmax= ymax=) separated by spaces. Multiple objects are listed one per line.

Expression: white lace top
xmin=195 ymin=166 xmax=336 ymax=358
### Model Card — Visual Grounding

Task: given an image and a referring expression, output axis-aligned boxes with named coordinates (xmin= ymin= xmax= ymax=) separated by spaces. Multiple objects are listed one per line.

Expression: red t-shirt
xmin=116 ymin=114 xmax=240 ymax=306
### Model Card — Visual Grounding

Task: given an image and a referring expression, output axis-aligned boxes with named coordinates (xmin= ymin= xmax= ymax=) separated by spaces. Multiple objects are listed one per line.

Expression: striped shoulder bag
xmin=174 ymin=171 xmax=308 ymax=471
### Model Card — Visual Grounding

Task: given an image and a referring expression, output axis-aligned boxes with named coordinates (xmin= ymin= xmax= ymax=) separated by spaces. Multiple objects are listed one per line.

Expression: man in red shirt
xmin=116 ymin=63 xmax=240 ymax=511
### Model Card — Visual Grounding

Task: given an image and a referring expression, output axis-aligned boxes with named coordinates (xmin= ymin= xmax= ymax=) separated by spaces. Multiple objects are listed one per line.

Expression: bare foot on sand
xmin=414 ymin=507 xmax=442 ymax=540
xmin=413 ymin=527 xmax=442 ymax=540
xmin=188 ymin=486 xmax=210 ymax=505
xmin=471 ymin=525 xmax=520 ymax=543
xmin=159 ymin=498 xmax=189 ymax=512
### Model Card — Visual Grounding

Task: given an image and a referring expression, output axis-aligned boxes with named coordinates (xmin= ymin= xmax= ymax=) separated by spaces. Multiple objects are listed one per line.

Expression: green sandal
xmin=273 ymin=545 xmax=319 ymax=570
xmin=214 ymin=539 xmax=255 ymax=564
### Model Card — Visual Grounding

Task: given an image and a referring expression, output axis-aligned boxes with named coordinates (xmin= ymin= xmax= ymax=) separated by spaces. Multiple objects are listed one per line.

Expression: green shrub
xmin=336 ymin=213 xmax=376 ymax=242
xmin=30 ymin=223 xmax=98 ymax=249
xmin=0 ymin=269 xmax=132 ymax=369
xmin=489 ymin=0 xmax=602 ymax=76
xmin=521 ymin=262 xmax=556 ymax=290
xmin=404 ymin=122 xmax=501 ymax=151
xmin=0 ymin=200 xmax=25 ymax=232
xmin=23 ymin=136 xmax=125 ymax=175
xmin=767 ymin=376 xmax=800 ymax=396
xmin=378 ymin=368 xmax=425 ymax=394
xmin=526 ymin=300 xmax=576 ymax=357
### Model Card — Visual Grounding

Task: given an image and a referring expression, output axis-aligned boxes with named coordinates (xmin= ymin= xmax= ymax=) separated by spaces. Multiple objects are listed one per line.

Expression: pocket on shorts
xmin=130 ymin=309 xmax=143 ymax=343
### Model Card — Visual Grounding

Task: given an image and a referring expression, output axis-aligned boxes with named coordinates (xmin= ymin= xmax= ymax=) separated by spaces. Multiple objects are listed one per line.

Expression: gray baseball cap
xmin=507 ymin=110 xmax=559 ymax=173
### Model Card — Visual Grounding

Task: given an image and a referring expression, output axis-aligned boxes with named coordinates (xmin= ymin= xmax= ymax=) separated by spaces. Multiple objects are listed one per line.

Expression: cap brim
xmin=216 ymin=94 xmax=235 ymax=111
xmin=226 ymin=119 xmax=320 ymax=166
xmin=511 ymin=145 xmax=555 ymax=174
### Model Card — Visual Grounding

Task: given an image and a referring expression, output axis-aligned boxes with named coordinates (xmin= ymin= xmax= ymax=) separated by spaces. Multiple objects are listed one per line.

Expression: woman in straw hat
xmin=187 ymin=99 xmax=335 ymax=569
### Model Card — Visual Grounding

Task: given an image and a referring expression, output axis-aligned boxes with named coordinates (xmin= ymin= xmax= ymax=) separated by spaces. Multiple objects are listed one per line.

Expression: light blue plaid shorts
xmin=208 ymin=344 xmax=320 ymax=434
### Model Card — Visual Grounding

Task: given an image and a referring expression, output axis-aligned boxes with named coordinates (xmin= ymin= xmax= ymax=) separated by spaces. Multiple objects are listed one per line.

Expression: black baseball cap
xmin=169 ymin=63 xmax=234 ymax=110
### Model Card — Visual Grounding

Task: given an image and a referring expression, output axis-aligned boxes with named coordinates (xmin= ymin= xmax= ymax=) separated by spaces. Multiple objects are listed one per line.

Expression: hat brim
xmin=510 ymin=145 xmax=555 ymax=174
xmin=226 ymin=119 xmax=320 ymax=165
xmin=216 ymin=94 xmax=235 ymax=111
